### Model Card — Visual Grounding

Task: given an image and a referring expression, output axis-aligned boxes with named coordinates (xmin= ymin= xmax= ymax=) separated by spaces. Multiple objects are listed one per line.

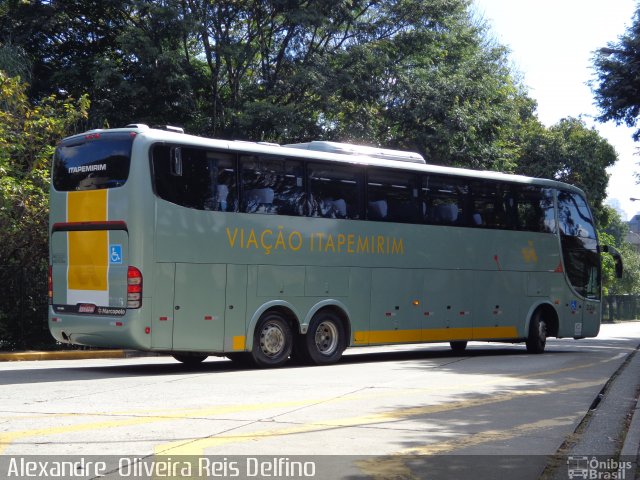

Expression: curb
xmin=0 ymin=350 xmax=128 ymax=362
xmin=622 ymin=392 xmax=640 ymax=480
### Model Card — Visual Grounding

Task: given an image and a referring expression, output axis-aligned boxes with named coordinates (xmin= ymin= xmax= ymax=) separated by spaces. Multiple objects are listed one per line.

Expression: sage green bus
xmin=48 ymin=125 xmax=621 ymax=367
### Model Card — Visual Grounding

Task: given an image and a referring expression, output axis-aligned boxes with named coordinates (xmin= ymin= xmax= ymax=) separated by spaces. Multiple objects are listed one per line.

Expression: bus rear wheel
xmin=526 ymin=311 xmax=547 ymax=354
xmin=298 ymin=311 xmax=346 ymax=365
xmin=251 ymin=312 xmax=293 ymax=368
xmin=173 ymin=353 xmax=208 ymax=365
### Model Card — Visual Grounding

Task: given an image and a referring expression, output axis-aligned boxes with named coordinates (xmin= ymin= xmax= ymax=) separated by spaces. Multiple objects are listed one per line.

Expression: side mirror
xmin=602 ymin=245 xmax=624 ymax=279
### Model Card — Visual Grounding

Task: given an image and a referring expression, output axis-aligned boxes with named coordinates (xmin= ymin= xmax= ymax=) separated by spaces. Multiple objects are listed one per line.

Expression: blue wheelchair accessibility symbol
xmin=110 ymin=244 xmax=123 ymax=264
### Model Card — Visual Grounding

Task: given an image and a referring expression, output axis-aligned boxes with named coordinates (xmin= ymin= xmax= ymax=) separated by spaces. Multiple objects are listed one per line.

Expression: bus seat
xmin=368 ymin=200 xmax=388 ymax=219
xmin=245 ymin=188 xmax=274 ymax=204
xmin=244 ymin=188 xmax=274 ymax=212
xmin=332 ymin=199 xmax=347 ymax=217
xmin=436 ymin=204 xmax=458 ymax=223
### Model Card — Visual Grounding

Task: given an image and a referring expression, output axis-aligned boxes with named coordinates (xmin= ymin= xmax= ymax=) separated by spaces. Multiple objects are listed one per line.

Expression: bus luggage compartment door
xmin=172 ymin=263 xmax=226 ymax=352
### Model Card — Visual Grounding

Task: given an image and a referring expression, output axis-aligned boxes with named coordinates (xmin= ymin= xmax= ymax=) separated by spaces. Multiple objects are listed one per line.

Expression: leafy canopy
xmin=592 ymin=6 xmax=640 ymax=140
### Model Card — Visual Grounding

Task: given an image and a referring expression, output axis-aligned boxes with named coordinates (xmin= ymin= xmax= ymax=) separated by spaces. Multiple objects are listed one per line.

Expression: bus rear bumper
xmin=48 ymin=305 xmax=151 ymax=350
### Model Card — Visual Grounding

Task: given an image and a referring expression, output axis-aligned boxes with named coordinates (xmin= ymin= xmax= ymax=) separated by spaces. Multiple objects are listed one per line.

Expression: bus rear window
xmin=53 ymin=133 xmax=133 ymax=191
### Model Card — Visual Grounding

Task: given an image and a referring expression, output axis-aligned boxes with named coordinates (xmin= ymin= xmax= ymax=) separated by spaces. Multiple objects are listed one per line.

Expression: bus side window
xmin=204 ymin=152 xmax=237 ymax=212
xmin=422 ymin=175 xmax=467 ymax=225
xmin=240 ymin=155 xmax=304 ymax=215
xmin=367 ymin=169 xmax=418 ymax=223
xmin=469 ymin=181 xmax=507 ymax=229
xmin=307 ymin=163 xmax=363 ymax=220
xmin=151 ymin=145 xmax=207 ymax=210
xmin=514 ymin=186 xmax=556 ymax=233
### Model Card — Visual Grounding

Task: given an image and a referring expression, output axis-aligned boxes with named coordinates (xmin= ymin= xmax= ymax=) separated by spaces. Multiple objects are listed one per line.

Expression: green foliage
xmin=516 ymin=117 xmax=617 ymax=223
xmin=0 ymin=71 xmax=88 ymax=349
xmin=612 ymin=242 xmax=640 ymax=295
xmin=1 ymin=0 xmax=537 ymax=172
xmin=598 ymin=205 xmax=640 ymax=296
xmin=600 ymin=204 xmax=630 ymax=243
xmin=598 ymin=230 xmax=617 ymax=296
xmin=0 ymin=71 xmax=89 ymax=267
xmin=593 ymin=7 xmax=640 ymax=140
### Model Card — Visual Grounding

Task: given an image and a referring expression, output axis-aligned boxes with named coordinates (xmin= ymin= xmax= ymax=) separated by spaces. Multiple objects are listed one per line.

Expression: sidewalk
xmin=549 ymin=344 xmax=640 ymax=480
xmin=622 ymin=388 xmax=640 ymax=480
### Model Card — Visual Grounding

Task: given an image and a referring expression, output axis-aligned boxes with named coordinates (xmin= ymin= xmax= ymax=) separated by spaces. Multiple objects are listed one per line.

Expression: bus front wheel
xmin=251 ymin=312 xmax=293 ymax=368
xmin=298 ymin=311 xmax=346 ymax=365
xmin=526 ymin=311 xmax=547 ymax=354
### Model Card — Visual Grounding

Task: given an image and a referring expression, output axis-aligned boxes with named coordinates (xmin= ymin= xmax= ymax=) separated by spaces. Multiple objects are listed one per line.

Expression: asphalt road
xmin=0 ymin=322 xmax=639 ymax=480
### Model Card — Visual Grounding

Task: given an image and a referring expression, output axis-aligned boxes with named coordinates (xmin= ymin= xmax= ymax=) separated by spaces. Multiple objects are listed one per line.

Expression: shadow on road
xmin=1 ymin=336 xmax=636 ymax=386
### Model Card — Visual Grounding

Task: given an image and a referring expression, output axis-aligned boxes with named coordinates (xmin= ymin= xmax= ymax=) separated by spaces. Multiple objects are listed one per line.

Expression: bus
xmin=48 ymin=124 xmax=622 ymax=367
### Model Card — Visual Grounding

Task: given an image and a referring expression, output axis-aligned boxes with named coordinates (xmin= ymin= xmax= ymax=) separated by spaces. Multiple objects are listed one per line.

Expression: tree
xmin=592 ymin=6 xmax=640 ymax=140
xmin=592 ymin=205 xmax=640 ymax=298
xmin=1 ymin=0 xmax=535 ymax=171
xmin=0 ymin=0 xmax=204 ymax=129
xmin=0 ymin=70 xmax=89 ymax=348
xmin=516 ymin=117 xmax=617 ymax=222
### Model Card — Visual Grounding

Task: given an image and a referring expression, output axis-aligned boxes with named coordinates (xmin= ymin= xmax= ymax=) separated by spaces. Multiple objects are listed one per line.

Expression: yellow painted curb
xmin=0 ymin=350 xmax=127 ymax=362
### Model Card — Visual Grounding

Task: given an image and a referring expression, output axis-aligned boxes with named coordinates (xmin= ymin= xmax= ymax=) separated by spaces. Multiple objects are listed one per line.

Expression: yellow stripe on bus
xmin=353 ymin=326 xmax=518 ymax=345
xmin=67 ymin=190 xmax=108 ymax=292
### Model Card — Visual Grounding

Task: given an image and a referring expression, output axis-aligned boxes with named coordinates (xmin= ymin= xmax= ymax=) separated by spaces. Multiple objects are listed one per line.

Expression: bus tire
xmin=526 ymin=311 xmax=547 ymax=354
xmin=173 ymin=353 xmax=208 ymax=365
xmin=251 ymin=312 xmax=293 ymax=368
xmin=450 ymin=341 xmax=467 ymax=353
xmin=300 ymin=311 xmax=346 ymax=365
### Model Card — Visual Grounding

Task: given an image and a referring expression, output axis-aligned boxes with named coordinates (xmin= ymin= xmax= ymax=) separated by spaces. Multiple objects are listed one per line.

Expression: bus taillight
xmin=127 ymin=266 xmax=143 ymax=309
xmin=48 ymin=266 xmax=53 ymax=305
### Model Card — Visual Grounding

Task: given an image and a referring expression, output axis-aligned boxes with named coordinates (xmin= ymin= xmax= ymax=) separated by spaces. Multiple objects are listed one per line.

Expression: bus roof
xmin=65 ymin=125 xmax=586 ymax=196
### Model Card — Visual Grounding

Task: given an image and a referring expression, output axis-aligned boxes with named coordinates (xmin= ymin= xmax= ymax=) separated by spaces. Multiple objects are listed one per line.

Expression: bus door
xmin=422 ymin=270 xmax=474 ymax=343
xmin=172 ymin=263 xmax=226 ymax=352
xmin=369 ymin=269 xmax=422 ymax=344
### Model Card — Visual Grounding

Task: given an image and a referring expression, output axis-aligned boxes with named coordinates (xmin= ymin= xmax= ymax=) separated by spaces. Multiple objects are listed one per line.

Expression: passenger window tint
xmin=422 ymin=176 xmax=468 ymax=225
xmin=240 ymin=155 xmax=304 ymax=215
xmin=367 ymin=169 xmax=418 ymax=222
xmin=205 ymin=153 xmax=237 ymax=212
xmin=151 ymin=145 xmax=236 ymax=211
xmin=558 ymin=191 xmax=596 ymax=238
xmin=557 ymin=191 xmax=600 ymax=298
xmin=515 ymin=186 xmax=556 ymax=233
xmin=308 ymin=163 xmax=363 ymax=219
xmin=470 ymin=182 xmax=507 ymax=228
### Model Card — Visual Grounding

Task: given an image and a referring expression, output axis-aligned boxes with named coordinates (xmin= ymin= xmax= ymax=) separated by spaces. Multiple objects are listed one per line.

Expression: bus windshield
xmin=53 ymin=132 xmax=134 ymax=191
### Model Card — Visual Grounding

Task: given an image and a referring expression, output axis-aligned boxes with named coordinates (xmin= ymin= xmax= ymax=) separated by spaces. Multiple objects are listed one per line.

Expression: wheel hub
xmin=315 ymin=321 xmax=339 ymax=355
xmin=260 ymin=322 xmax=285 ymax=357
